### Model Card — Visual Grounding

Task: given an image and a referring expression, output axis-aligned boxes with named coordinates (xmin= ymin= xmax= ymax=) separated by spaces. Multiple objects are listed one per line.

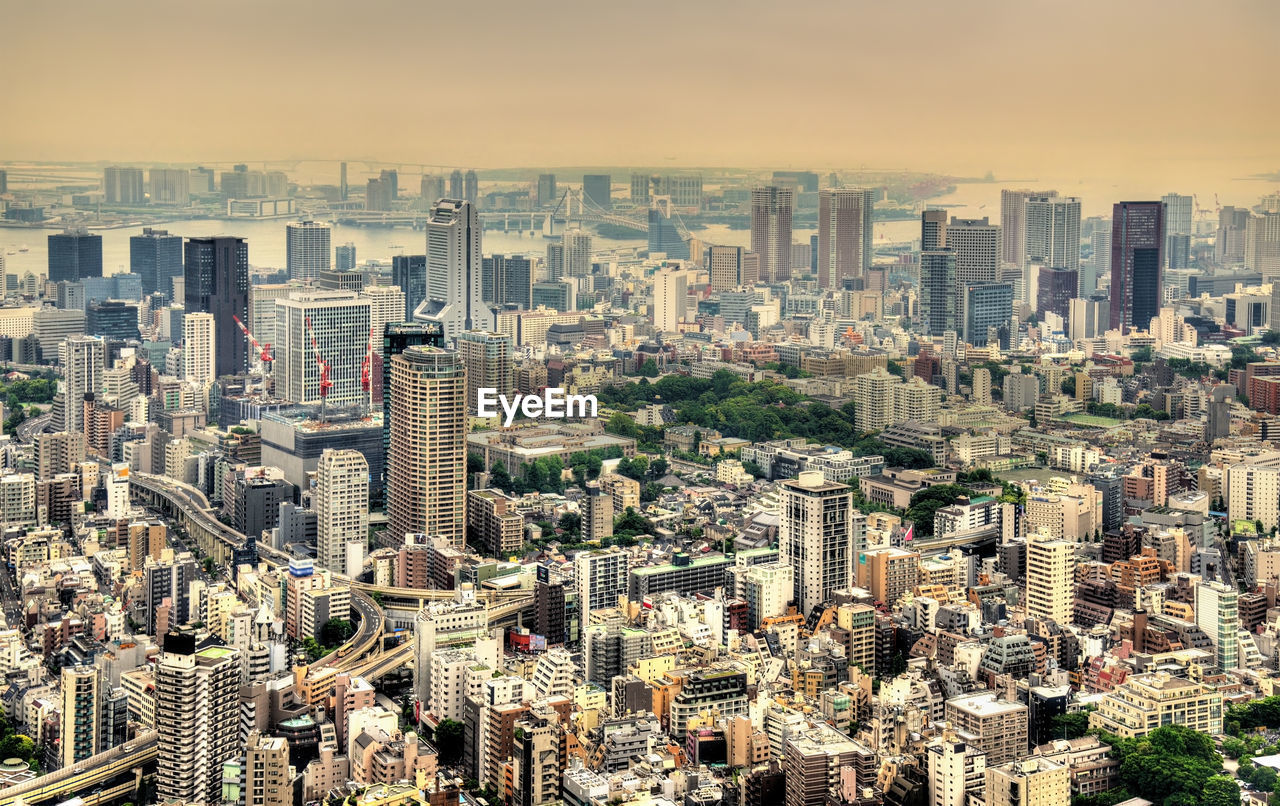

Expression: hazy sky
xmin=5 ymin=0 xmax=1277 ymax=181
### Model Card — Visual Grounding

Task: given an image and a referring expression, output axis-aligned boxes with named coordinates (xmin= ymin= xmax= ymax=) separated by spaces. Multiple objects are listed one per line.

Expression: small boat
xmin=17 ymin=246 xmax=29 ymax=252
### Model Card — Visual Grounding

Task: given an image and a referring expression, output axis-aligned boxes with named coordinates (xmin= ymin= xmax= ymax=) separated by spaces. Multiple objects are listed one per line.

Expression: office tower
xmin=388 ymin=346 xmax=465 ymax=547
xmin=563 ymin=230 xmax=592 ymax=277
xmin=55 ymin=335 xmax=105 ymax=433
xmin=1086 ymin=229 xmax=1111 ymax=297
xmin=183 ymin=312 xmax=217 ymax=385
xmin=103 ymin=166 xmax=145 ymax=204
xmin=458 ymin=330 xmax=513 ymax=415
xmin=60 ymin=665 xmax=103 ymax=767
xmin=1025 ymin=535 xmax=1073 ymax=624
xmin=366 ymin=178 xmax=393 ymax=211
xmin=630 ymin=173 xmax=652 ymax=205
xmin=392 ymin=254 xmax=427 ymax=320
xmin=946 ymin=217 xmax=1001 ymax=319
xmin=49 ymin=229 xmax=103 ymax=283
xmin=1246 ymin=212 xmax=1280 ymax=280
xmin=927 ymin=735 xmax=987 ymax=806
xmin=336 ymin=242 xmax=357 ymax=271
xmin=381 ymin=323 xmax=445 ymax=497
xmin=920 ymin=250 xmax=957 ymax=336
xmin=464 ymin=170 xmax=478 ymax=204
xmin=964 ymin=283 xmax=1013 ymax=347
xmin=647 ymin=203 xmax=689 ymax=260
xmin=449 ymin=170 xmax=463 ymax=198
xmin=185 ymin=236 xmax=249 ymax=377
xmin=653 ymin=268 xmax=688 ymax=332
xmin=415 ymin=199 xmax=491 ymax=340
xmin=536 ymin=174 xmax=558 ymax=207
xmin=1025 ymin=195 xmax=1081 ymax=271
xmin=1162 ymin=192 xmax=1193 ymax=244
xmin=751 ymin=186 xmax=794 ymax=283
xmin=1000 ymin=189 xmax=1053 ymax=266
xmin=1108 ymin=202 xmax=1165 ymax=333
xmin=922 ymin=208 xmax=948 ymax=251
xmin=818 ymin=187 xmax=874 ymax=289
xmin=575 ymin=547 xmax=627 ymax=614
xmin=130 ymin=228 xmax=183 ymax=298
xmin=1035 ymin=266 xmax=1078 ymax=319
xmin=545 ymin=243 xmax=565 ymax=281
xmin=985 ymin=759 xmax=1068 ymax=806
xmin=1217 ymin=206 xmax=1251 ymax=264
xmin=275 ymin=291 xmax=372 ymax=406
xmin=379 ymin=169 xmax=398 ymax=199
xmin=707 ymin=245 xmax=758 ymax=291
xmin=286 ymin=220 xmax=331 ymax=283
xmin=481 ymin=255 xmax=533 ymax=310
xmin=244 ymin=731 xmax=291 ymax=806
xmin=780 ymin=470 xmax=861 ymax=616
xmin=148 ymin=168 xmax=190 ymax=206
xmin=339 ymin=162 xmax=348 ymax=200
xmin=86 ymin=301 xmax=139 ymax=341
xmin=316 ymin=449 xmax=369 ymax=577
xmin=421 ymin=174 xmax=445 ymax=203
xmin=155 ymin=635 xmax=241 ymax=805
xmin=583 ymin=174 xmax=611 ymax=210
xmin=1197 ymin=581 xmax=1240 ymax=670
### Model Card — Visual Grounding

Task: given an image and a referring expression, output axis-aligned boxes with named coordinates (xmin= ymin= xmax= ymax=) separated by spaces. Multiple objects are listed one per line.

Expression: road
xmin=14 ymin=411 xmax=52 ymax=443
xmin=0 ymin=731 xmax=157 ymax=806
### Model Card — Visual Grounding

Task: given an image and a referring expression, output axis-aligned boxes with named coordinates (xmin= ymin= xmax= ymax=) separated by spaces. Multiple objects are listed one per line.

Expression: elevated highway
xmin=0 ymin=731 xmax=156 ymax=806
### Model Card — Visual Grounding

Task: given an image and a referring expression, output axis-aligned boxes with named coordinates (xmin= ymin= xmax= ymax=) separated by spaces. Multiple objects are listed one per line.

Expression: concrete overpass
xmin=0 ymin=731 xmax=156 ymax=806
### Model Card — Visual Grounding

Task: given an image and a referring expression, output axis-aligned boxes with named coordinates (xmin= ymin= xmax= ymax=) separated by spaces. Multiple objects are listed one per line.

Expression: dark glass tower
xmin=48 ymin=230 xmax=103 ymax=283
xmin=130 ymin=228 xmax=183 ymax=298
xmin=1109 ymin=202 xmax=1165 ymax=333
xmin=392 ymin=254 xmax=427 ymax=320
xmin=184 ymin=236 xmax=249 ymax=378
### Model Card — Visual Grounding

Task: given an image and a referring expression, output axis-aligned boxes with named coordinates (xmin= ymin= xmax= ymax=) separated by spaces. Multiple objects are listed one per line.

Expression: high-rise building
xmin=392 ymin=254 xmax=427 ymax=320
xmin=780 ymin=470 xmax=863 ymax=616
xmin=1000 ymin=189 xmax=1053 ymax=267
xmin=1025 ymin=535 xmax=1073 ymax=625
xmin=286 ymin=221 xmax=332 ymax=283
xmin=584 ymin=481 xmax=613 ymax=544
xmin=275 ymin=291 xmax=371 ymax=406
xmin=1162 ymin=192 xmax=1193 ymax=239
xmin=458 ymin=331 xmax=513 ymax=415
xmin=784 ymin=724 xmax=876 ymax=806
xmin=243 ymin=731 xmax=292 ymax=806
xmin=817 ymin=188 xmax=874 ymax=289
xmin=564 ymin=230 xmax=593 ymax=277
xmin=583 ymin=174 xmax=611 ymax=211
xmin=388 ymin=346 xmax=466 ymax=547
xmin=183 ymin=312 xmax=217 ymax=386
xmin=751 ymin=187 xmax=794 ymax=283
xmin=481 ymin=255 xmax=533 ymax=310
xmin=104 ymin=166 xmax=146 ymax=205
xmin=49 ymin=229 xmax=103 ymax=284
xmin=920 ymin=250 xmax=957 ymax=336
xmin=149 ymin=168 xmax=190 ymax=206
xmin=366 ymin=178 xmax=393 ymax=211
xmin=575 ymin=547 xmax=627 ymax=615
xmin=449 ymin=170 xmax=463 ymax=199
xmin=630 ymin=174 xmax=651 ymax=206
xmin=921 ymin=208 xmax=948 ymax=251
xmin=706 ymin=246 xmax=759 ymax=291
xmin=545 ymin=243 xmax=565 ymax=282
xmin=973 ymin=368 xmax=992 ymax=405
xmin=335 ymin=242 xmax=357 ymax=272
xmin=55 ymin=335 xmax=104 ymax=434
xmin=1218 ymin=206 xmax=1251 ymax=265
xmin=316 ymin=449 xmax=369 ymax=577
xmin=1196 ymin=581 xmax=1240 ymax=670
xmin=852 ymin=367 xmax=901 ymax=432
xmin=155 ymin=635 xmax=241 ymax=805
xmin=185 ymin=236 xmax=249 ymax=377
xmin=891 ymin=377 xmax=941 ymax=424
xmin=964 ymin=282 xmax=1013 ymax=347
xmin=415 ymin=199 xmax=491 ymax=340
xmin=1246 ymin=212 xmax=1280 ymax=280
xmin=1024 ymin=195 xmax=1081 ymax=272
xmin=647 ymin=202 xmax=689 ymax=259
xmin=653 ymin=269 xmax=688 ymax=332
xmin=130 ymin=228 xmax=183 ymax=298
xmin=362 ymin=285 xmax=407 ymax=347
xmin=946 ymin=218 xmax=1001 ymax=320
xmin=536 ymin=174 xmax=558 ymax=207
xmin=464 ymin=170 xmax=478 ymax=204
xmin=467 ymin=489 xmax=526 ymax=557
xmin=1108 ymin=202 xmax=1165 ymax=333
xmin=1035 ymin=266 xmax=1079 ymax=320
xmin=60 ymin=665 xmax=103 ymax=768
xmin=984 ymin=758 xmax=1069 ymax=806
xmin=381 ymin=322 xmax=445 ymax=500
xmin=927 ymin=735 xmax=987 ymax=806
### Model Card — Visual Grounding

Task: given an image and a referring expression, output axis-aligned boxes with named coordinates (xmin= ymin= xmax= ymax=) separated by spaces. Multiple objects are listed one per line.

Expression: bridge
xmin=0 ymin=731 xmax=156 ymax=806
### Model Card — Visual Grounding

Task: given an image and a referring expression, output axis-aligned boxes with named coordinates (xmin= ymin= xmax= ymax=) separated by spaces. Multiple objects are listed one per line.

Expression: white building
xmin=315 ymin=449 xmax=369 ymax=578
xmin=1025 ymin=535 xmax=1074 ymax=625
xmin=1228 ymin=463 xmax=1280 ymax=531
xmin=182 ymin=312 xmax=217 ymax=386
xmin=415 ymin=199 xmax=492 ymax=340
xmin=275 ymin=291 xmax=371 ymax=406
xmin=653 ymin=268 xmax=688 ymax=332
xmin=1196 ymin=581 xmax=1240 ymax=670
xmin=286 ymin=221 xmax=332 ymax=283
xmin=780 ymin=470 xmax=863 ymax=616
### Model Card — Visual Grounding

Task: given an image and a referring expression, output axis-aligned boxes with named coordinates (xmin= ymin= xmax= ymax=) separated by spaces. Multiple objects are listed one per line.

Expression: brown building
xmin=466 ymin=489 xmax=525 ymax=558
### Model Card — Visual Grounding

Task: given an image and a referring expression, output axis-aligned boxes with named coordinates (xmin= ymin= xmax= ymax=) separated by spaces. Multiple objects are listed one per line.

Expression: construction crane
xmin=232 ymin=315 xmax=274 ymax=381
xmin=360 ymin=323 xmax=377 ymax=416
xmin=304 ymin=316 xmax=333 ymax=422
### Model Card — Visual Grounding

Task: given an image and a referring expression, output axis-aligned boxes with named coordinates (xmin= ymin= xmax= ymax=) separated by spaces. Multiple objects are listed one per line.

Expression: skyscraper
xmin=48 ymin=229 xmax=103 ymax=283
xmin=1025 ymin=535 xmax=1073 ymax=625
xmin=60 ymin=665 xmax=103 ymax=768
xmin=564 ymin=230 xmax=593 ymax=277
xmin=149 ymin=168 xmax=190 ymax=206
xmin=575 ymin=547 xmax=627 ymax=615
xmin=653 ymin=268 xmax=688 ymax=332
xmin=706 ymin=245 xmax=758 ymax=291
xmin=392 ymin=254 xmax=427 ymax=320
xmin=458 ymin=330 xmax=513 ymax=416
xmin=130 ymin=228 xmax=183 ymax=298
xmin=449 ymin=170 xmax=463 ymax=199
xmin=185 ymin=236 xmax=249 ymax=378
xmin=946 ymin=218 xmax=1001 ymax=320
xmin=647 ymin=202 xmax=689 ymax=260
xmin=275 ymin=291 xmax=372 ymax=406
xmin=963 ymin=283 xmax=1013 ymax=347
xmin=1024 ymin=195 xmax=1081 ymax=272
xmin=1108 ymin=202 xmax=1165 ymax=333
xmin=780 ymin=471 xmax=863 ymax=619
xmin=1196 ymin=581 xmax=1239 ymax=671
xmin=1161 ymin=192 xmax=1193 ymax=239
xmin=481 ymin=254 xmax=533 ymax=310
xmin=817 ymin=187 xmax=874 ymax=289
xmin=316 ymin=448 xmax=370 ymax=577
xmin=183 ymin=312 xmax=217 ymax=386
xmin=103 ymin=166 xmax=145 ymax=205
xmin=920 ymin=250 xmax=957 ymax=336
xmin=1000 ymin=188 xmax=1053 ymax=267
xmin=464 ymin=170 xmax=478 ymax=204
xmin=583 ymin=174 xmax=612 ymax=210
xmin=415 ymin=199 xmax=491 ymax=340
xmin=536 ymin=174 xmax=557 ymax=207
xmin=751 ymin=186 xmax=794 ymax=283
xmin=388 ymin=346 xmax=466 ymax=547
xmin=1035 ymin=266 xmax=1079 ymax=320
xmin=286 ymin=220 xmax=332 ymax=283
xmin=243 ymin=731 xmax=292 ymax=806
xmin=336 ymin=242 xmax=357 ymax=272
xmin=921 ymin=208 xmax=948 ymax=251
xmin=381 ymin=322 xmax=445 ymax=500
xmin=55 ymin=335 xmax=104 ymax=434
xmin=156 ymin=636 xmax=241 ymax=805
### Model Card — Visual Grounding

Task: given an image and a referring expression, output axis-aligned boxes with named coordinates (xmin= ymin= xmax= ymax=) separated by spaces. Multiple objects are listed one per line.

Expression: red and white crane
xmin=304 ymin=315 xmax=333 ymax=422
xmin=232 ymin=314 xmax=274 ymax=388
xmin=360 ymin=323 xmax=377 ymax=415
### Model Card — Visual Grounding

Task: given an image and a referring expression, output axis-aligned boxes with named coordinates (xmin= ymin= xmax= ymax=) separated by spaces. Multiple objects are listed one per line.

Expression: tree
xmin=1111 ymin=724 xmax=1222 ymax=805
xmin=1201 ymin=778 xmax=1241 ymax=806
xmin=490 ymin=462 xmax=513 ymax=493
xmin=605 ymin=412 xmax=640 ymax=438
xmin=649 ymin=458 xmax=669 ymax=478
xmin=1255 ymin=766 xmax=1279 ymax=793
xmin=614 ymin=508 xmax=653 ymax=538
xmin=321 ymin=619 xmax=356 ymax=648
xmin=1048 ymin=711 xmax=1091 ymax=740
xmin=638 ymin=359 xmax=659 ymax=378
xmin=435 ymin=719 xmax=464 ymax=764
xmin=467 ymin=453 xmax=486 ymax=474
xmin=301 ymin=637 xmax=325 ymax=662
xmin=558 ymin=512 xmax=582 ymax=538
xmin=905 ymin=484 xmax=974 ymax=538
